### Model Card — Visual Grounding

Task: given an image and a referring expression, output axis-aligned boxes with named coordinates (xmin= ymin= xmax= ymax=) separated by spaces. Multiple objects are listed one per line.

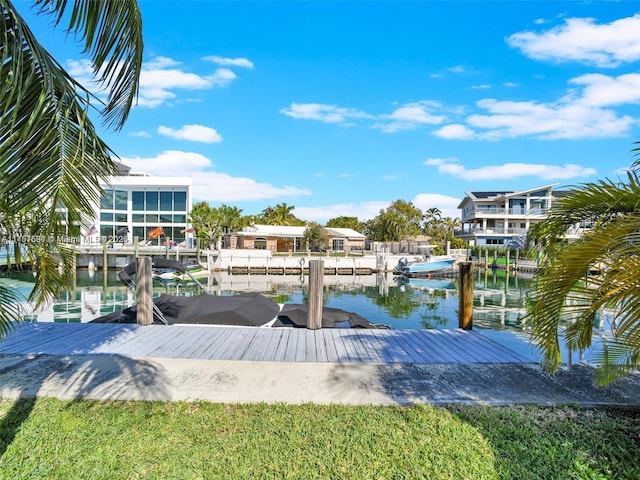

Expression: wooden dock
xmin=0 ymin=322 xmax=531 ymax=364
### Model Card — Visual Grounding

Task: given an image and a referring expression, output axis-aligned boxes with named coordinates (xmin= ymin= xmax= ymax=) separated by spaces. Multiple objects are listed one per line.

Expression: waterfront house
xmin=223 ymin=224 xmax=366 ymax=254
xmin=456 ymin=184 xmax=582 ymax=248
xmin=83 ymin=163 xmax=194 ymax=247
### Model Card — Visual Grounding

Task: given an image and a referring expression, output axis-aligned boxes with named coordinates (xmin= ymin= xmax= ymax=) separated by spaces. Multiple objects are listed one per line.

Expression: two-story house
xmin=456 ymin=184 xmax=560 ymax=248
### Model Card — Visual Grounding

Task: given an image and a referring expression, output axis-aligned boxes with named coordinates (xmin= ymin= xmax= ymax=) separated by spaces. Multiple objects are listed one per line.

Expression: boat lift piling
xmin=307 ymin=260 xmax=323 ymax=329
xmin=458 ymin=262 xmax=474 ymax=330
xmin=136 ymin=257 xmax=153 ymax=326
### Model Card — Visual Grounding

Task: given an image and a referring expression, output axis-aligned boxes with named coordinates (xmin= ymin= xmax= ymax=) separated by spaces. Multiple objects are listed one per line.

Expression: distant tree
xmin=326 ymin=216 xmax=364 ymax=231
xmin=303 ymin=222 xmax=330 ymax=252
xmin=364 ymin=200 xmax=423 ymax=241
xmin=216 ymin=204 xmax=244 ymax=235
xmin=258 ymin=203 xmax=305 ymax=226
xmin=189 ymin=202 xmax=244 ymax=248
xmin=422 ymin=211 xmax=465 ymax=248
xmin=423 ymin=207 xmax=442 ymax=231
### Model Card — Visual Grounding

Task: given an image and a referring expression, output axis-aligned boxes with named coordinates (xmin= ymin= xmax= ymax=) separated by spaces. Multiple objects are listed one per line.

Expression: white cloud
xmin=570 ymin=73 xmax=640 ymax=107
xmin=424 ymin=157 xmax=596 ymax=181
xmin=433 ymin=124 xmax=476 ymax=140
xmin=203 ymin=55 xmax=254 ymax=69
xmin=383 ymin=173 xmax=407 ymax=181
xmin=192 ymin=173 xmax=310 ymax=202
xmin=145 ymin=56 xmax=181 ymax=69
xmin=507 ymin=14 xmax=640 ymax=67
xmin=207 ymin=68 xmax=238 ymax=87
xmin=157 ymin=124 xmax=223 ymax=143
xmin=374 ymin=101 xmax=446 ymax=132
xmin=138 ymin=59 xmax=212 ymax=107
xmin=470 ymin=84 xmax=491 ymax=90
xmin=119 ymin=151 xmax=310 ymax=202
xmin=128 ymin=131 xmax=151 ymax=138
xmin=294 ymin=201 xmax=390 ymax=222
xmin=412 ymin=193 xmax=461 ymax=220
xmin=120 ymin=151 xmax=213 ymax=175
xmin=280 ymin=103 xmax=372 ymax=124
xmin=467 ymin=96 xmax=634 ymax=140
xmin=430 ymin=72 xmax=639 ymax=140
xmin=295 ymin=196 xmax=462 ymax=223
xmin=134 ymin=56 xmax=251 ymax=107
xmin=282 ymin=101 xmax=446 ymax=132
xmin=447 ymin=65 xmax=466 ymax=73
xmin=283 ymin=69 xmax=638 ymax=140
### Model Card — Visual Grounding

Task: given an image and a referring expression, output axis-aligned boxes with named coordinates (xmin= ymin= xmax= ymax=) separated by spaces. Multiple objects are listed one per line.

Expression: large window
xmin=131 ymin=191 xmax=187 ymax=212
xmin=132 ymin=191 xmax=144 ymax=211
xmin=100 ymin=190 xmax=114 ymax=209
xmin=100 ymin=188 xmax=190 ymax=245
xmin=160 ymin=191 xmax=173 ymax=211
xmin=114 ymin=190 xmax=127 ymax=210
xmin=174 ymin=191 xmax=187 ymax=211
xmin=145 ymin=192 xmax=158 ymax=211
xmin=101 ymin=190 xmax=128 ymax=210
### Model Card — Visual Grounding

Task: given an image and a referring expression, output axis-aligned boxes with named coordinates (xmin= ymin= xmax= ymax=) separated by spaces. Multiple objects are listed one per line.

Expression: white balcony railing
xmin=462 ymin=206 xmax=549 ymax=222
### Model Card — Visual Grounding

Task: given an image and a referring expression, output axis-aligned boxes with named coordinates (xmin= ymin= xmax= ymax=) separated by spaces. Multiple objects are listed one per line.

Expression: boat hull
xmin=397 ymin=258 xmax=456 ymax=276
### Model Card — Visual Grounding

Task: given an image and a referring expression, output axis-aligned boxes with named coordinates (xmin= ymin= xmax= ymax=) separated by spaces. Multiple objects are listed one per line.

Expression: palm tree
xmin=0 ymin=0 xmax=143 ymax=339
xmin=524 ymin=158 xmax=640 ymax=384
xmin=258 ymin=203 xmax=304 ymax=226
xmin=423 ymin=207 xmax=442 ymax=230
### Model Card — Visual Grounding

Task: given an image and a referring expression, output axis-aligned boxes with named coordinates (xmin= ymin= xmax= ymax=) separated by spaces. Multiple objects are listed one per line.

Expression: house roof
xmin=235 ymin=224 xmax=365 ymax=239
xmin=458 ymin=184 xmax=559 ymax=208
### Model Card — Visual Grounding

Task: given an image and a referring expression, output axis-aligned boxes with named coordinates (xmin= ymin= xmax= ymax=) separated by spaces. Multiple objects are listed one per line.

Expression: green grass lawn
xmin=1 ymin=399 xmax=639 ymax=479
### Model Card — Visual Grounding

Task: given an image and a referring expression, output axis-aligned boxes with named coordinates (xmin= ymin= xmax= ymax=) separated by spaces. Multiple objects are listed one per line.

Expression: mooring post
xmin=308 ymin=259 xmax=324 ymax=329
xmin=136 ymin=256 xmax=153 ymax=325
xmin=459 ymin=261 xmax=474 ymax=330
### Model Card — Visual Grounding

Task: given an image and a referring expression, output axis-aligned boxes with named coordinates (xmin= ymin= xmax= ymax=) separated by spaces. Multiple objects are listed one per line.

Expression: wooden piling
xmin=307 ymin=260 xmax=324 ymax=329
xmin=136 ymin=256 xmax=153 ymax=326
xmin=458 ymin=261 xmax=474 ymax=330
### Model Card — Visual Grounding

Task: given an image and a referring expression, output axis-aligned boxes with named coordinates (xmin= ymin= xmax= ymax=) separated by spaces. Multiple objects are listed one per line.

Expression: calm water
xmin=1 ymin=268 xmax=607 ymax=363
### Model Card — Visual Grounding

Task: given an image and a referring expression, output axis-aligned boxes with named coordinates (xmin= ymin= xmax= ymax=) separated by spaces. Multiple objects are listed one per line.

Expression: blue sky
xmin=16 ymin=0 xmax=640 ymax=221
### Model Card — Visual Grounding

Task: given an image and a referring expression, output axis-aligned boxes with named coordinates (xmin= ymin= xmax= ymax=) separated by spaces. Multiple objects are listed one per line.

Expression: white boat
xmin=393 ymin=245 xmax=456 ymax=277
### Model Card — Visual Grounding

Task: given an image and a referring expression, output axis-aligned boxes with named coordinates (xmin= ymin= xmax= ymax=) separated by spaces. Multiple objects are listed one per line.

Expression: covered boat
xmin=92 ymin=258 xmax=386 ymax=328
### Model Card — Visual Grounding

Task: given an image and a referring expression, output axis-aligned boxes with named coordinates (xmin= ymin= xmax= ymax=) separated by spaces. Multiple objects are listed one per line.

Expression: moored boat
xmin=393 ymin=245 xmax=456 ymax=277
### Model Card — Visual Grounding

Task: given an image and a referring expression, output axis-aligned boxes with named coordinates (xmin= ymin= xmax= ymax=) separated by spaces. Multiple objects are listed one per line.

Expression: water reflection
xmin=3 ymin=268 xmax=616 ymax=364
xmin=1 ymin=268 xmax=535 ymax=335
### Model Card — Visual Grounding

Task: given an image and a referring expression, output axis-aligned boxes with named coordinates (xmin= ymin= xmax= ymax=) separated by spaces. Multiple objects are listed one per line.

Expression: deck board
xmin=1 ymin=322 xmax=532 ymax=364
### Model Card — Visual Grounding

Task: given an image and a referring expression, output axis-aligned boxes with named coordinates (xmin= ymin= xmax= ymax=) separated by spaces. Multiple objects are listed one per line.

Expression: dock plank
xmin=321 ymin=329 xmax=340 ymax=363
xmin=1 ymin=322 xmax=535 ymax=365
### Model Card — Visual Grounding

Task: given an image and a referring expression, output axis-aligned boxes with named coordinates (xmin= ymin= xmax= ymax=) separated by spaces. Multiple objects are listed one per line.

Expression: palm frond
xmin=1 ymin=1 xmax=120 ymax=223
xmin=0 ymin=0 xmax=143 ymax=340
xmin=525 ymin=210 xmax=640 ymax=378
xmin=34 ymin=0 xmax=143 ymax=129
xmin=0 ymin=284 xmax=25 ymax=338
xmin=534 ymin=173 xmax=640 ymax=249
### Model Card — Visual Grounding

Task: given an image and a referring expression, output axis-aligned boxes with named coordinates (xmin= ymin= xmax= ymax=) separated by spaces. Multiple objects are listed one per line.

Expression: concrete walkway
xmin=2 ymin=352 xmax=640 ymax=406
